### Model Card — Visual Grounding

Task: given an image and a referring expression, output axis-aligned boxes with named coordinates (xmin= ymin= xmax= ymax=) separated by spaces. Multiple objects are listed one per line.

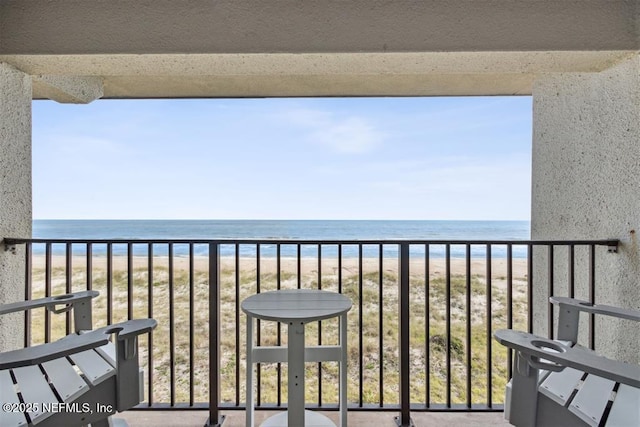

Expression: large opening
xmin=33 ymin=96 xmax=532 ymax=226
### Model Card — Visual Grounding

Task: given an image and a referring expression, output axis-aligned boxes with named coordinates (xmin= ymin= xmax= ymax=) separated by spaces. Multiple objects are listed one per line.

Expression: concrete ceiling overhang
xmin=1 ymin=0 xmax=638 ymax=99
xmin=2 ymin=51 xmax=637 ymax=99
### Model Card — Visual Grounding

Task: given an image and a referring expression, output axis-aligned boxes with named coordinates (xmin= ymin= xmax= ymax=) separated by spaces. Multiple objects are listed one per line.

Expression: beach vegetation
xmin=27 ymin=255 xmax=527 ymax=408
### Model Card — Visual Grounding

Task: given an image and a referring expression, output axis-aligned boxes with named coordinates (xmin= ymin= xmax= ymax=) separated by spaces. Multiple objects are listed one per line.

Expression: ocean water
xmin=32 ymin=220 xmax=531 ymax=258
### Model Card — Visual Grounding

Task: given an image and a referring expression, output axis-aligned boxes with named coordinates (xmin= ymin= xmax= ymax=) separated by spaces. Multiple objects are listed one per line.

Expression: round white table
xmin=242 ymin=289 xmax=352 ymax=427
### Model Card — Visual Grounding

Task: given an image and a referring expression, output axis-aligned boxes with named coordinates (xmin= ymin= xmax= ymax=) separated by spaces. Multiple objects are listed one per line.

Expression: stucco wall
xmin=531 ymin=54 xmax=640 ymax=363
xmin=0 ymin=63 xmax=31 ymax=351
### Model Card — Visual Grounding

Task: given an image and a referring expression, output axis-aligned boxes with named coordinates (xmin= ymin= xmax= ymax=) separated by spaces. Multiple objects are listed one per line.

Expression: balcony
xmin=4 ymin=237 xmax=618 ymax=426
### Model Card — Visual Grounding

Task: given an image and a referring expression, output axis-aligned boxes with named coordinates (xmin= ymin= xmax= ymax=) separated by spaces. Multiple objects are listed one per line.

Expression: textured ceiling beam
xmin=3 ymin=51 xmax=634 ymax=99
xmin=1 ymin=1 xmax=637 ymax=55
xmin=2 ymin=52 xmax=634 ymax=76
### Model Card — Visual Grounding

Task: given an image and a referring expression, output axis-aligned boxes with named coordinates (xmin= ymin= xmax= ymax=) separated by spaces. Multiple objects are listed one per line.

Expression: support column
xmin=531 ymin=54 xmax=640 ymax=363
xmin=0 ymin=62 xmax=32 ymax=351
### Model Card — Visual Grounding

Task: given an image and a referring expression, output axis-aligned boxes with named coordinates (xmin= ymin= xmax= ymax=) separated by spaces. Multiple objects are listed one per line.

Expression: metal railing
xmin=4 ymin=237 xmax=618 ymax=425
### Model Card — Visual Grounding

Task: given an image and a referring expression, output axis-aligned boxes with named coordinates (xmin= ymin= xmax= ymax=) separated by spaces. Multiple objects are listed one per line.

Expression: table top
xmin=241 ymin=289 xmax=352 ymax=323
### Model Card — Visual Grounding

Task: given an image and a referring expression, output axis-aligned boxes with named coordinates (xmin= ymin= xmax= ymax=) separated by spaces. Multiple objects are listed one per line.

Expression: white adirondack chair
xmin=495 ymin=296 xmax=640 ymax=427
xmin=0 ymin=291 xmax=156 ymax=427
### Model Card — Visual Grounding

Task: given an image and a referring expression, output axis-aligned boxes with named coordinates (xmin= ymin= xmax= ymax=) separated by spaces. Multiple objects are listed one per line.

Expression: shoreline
xmin=30 ymin=254 xmax=529 ymax=278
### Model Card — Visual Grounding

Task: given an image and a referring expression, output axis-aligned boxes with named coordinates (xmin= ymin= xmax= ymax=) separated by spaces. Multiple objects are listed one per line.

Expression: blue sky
xmin=32 ymin=96 xmax=532 ymax=220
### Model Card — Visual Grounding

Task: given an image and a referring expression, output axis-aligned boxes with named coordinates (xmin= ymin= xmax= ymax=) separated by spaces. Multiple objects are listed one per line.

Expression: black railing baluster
xmin=45 ymin=242 xmax=51 ymax=343
xmin=527 ymin=243 xmax=533 ymax=334
xmin=256 ymin=244 xmax=262 ymax=406
xmin=358 ymin=244 xmax=364 ymax=408
xmin=107 ymin=243 xmax=113 ymax=325
xmin=207 ymin=242 xmax=222 ymax=426
xmin=445 ymin=244 xmax=452 ymax=408
xmin=318 ymin=243 xmax=322 ymax=289
xmin=465 ymin=243 xmax=471 ymax=408
xmin=589 ymin=244 xmax=596 ymax=350
xmin=548 ymin=245 xmax=554 ymax=339
xmin=338 ymin=245 xmax=343 ymax=293
xmin=426 ymin=243 xmax=431 ymax=409
xmin=189 ymin=243 xmax=195 ymax=407
xmin=379 ymin=243 xmax=384 ymax=408
xmin=297 ymin=244 xmax=302 ymax=289
xmin=276 ymin=244 xmax=282 ymax=407
xmin=86 ymin=243 xmax=92 ymax=291
xmin=277 ymin=243 xmax=281 ymax=288
xmin=317 ymin=243 xmax=322 ymax=407
xmin=398 ymin=243 xmax=411 ymax=426
xmin=24 ymin=242 xmax=32 ymax=348
xmin=235 ymin=244 xmax=240 ymax=407
xmin=506 ymin=244 xmax=513 ymax=380
xmin=569 ymin=244 xmax=575 ymax=298
xmin=168 ymin=243 xmax=175 ymax=407
xmin=127 ymin=242 xmax=133 ymax=321
xmin=486 ymin=244 xmax=492 ymax=408
xmin=147 ymin=243 xmax=154 ymax=406
xmin=65 ymin=242 xmax=72 ymax=335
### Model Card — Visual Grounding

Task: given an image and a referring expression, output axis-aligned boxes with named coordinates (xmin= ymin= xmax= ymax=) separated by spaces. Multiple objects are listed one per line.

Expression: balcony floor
xmin=118 ymin=410 xmax=510 ymax=426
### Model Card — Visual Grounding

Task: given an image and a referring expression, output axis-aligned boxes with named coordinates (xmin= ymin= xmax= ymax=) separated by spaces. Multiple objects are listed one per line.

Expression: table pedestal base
xmin=243 ymin=290 xmax=352 ymax=427
xmin=260 ymin=410 xmax=335 ymax=427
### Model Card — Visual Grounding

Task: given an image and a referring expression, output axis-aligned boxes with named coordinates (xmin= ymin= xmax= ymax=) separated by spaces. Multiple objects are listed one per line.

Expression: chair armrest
xmin=110 ymin=318 xmax=157 ymax=341
xmin=0 ymin=290 xmax=99 ymax=332
xmin=495 ymin=329 xmax=640 ymax=388
xmin=551 ymin=296 xmax=640 ymax=342
xmin=0 ymin=290 xmax=99 ymax=315
xmin=551 ymin=296 xmax=640 ymax=322
xmin=0 ymin=318 xmax=156 ymax=370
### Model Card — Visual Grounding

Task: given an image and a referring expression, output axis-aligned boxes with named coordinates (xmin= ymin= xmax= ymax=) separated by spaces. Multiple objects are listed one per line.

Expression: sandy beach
xmin=30 ymin=254 xmax=529 ymax=281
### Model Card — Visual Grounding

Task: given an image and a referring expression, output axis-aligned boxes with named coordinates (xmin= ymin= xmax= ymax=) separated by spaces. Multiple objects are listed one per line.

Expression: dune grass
xmin=27 ymin=256 xmax=528 ymax=408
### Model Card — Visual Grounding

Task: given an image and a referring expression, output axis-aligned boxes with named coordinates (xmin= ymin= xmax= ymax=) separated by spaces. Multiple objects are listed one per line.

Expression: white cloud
xmin=275 ymin=107 xmax=384 ymax=153
xmin=362 ymin=155 xmax=531 ymax=219
xmin=310 ymin=116 xmax=382 ymax=153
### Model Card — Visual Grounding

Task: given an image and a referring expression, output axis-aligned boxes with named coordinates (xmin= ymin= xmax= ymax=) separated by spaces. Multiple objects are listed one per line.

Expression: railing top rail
xmin=3 ymin=237 xmax=620 ymax=247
